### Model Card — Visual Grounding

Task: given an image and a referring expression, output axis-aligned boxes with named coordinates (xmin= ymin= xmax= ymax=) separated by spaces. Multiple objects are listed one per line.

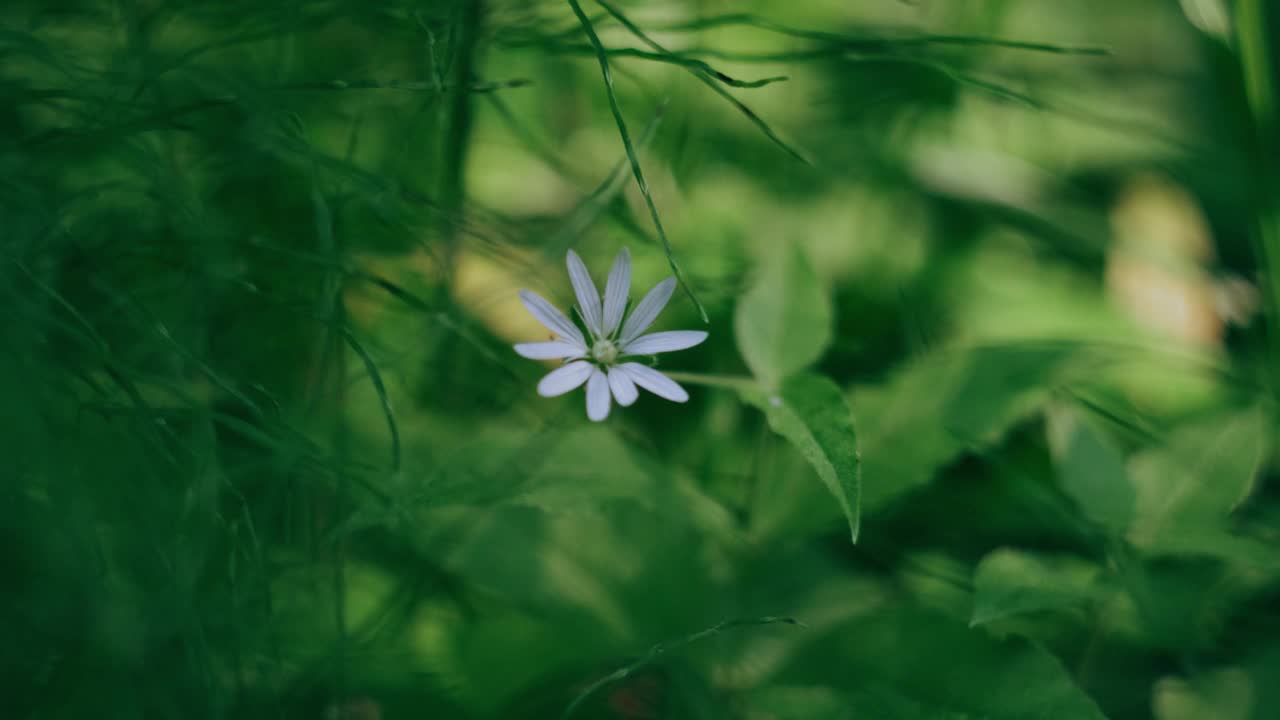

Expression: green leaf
xmin=1116 ymin=551 xmax=1255 ymax=651
xmin=1153 ymin=668 xmax=1254 ymax=720
xmin=1046 ymin=404 xmax=1134 ymax=533
xmin=971 ymin=548 xmax=1103 ymax=627
xmin=857 ymin=343 xmax=1075 ymax=512
xmin=1129 ymin=406 xmax=1269 ymax=551
xmin=399 ymin=425 xmax=735 ymax=535
xmin=775 ymin=607 xmax=1110 ymax=720
xmin=740 ymin=372 xmax=860 ymax=543
xmin=847 ymin=688 xmax=979 ymax=720
xmin=734 ymin=243 xmax=832 ymax=388
xmin=561 ymin=616 xmax=800 ymax=720
xmin=744 ymin=686 xmax=851 ymax=720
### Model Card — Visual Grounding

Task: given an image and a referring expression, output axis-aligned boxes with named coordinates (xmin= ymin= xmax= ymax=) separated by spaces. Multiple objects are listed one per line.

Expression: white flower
xmin=514 ymin=248 xmax=708 ymax=421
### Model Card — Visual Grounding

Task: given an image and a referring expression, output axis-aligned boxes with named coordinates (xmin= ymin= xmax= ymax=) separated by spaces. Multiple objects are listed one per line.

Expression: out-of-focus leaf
xmin=1129 ymin=406 xmax=1268 ymax=551
xmin=1119 ymin=552 xmax=1256 ymax=651
xmin=1137 ymin=528 xmax=1280 ymax=568
xmin=385 ymin=425 xmax=736 ymax=540
xmin=1046 ymin=404 xmax=1135 ymax=533
xmin=414 ymin=499 xmax=760 ymax=716
xmin=740 ymin=372 xmax=860 ymax=543
xmin=1153 ymin=667 xmax=1253 ymax=720
xmin=1242 ymin=647 xmax=1280 ymax=720
xmin=848 ymin=688 xmax=983 ymax=720
xmin=775 ymin=607 xmax=1109 ymax=720
xmin=517 ymin=428 xmax=657 ymax=508
xmin=857 ymin=343 xmax=1075 ymax=512
xmin=734 ymin=243 xmax=832 ymax=388
xmin=744 ymin=686 xmax=850 ymax=719
xmin=561 ymin=616 xmax=800 ymax=720
xmin=750 ymin=685 xmax=988 ymax=720
xmin=970 ymin=548 xmax=1103 ymax=627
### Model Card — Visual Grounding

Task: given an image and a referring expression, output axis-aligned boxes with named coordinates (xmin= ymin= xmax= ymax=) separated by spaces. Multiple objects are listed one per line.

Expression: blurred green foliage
xmin=4 ymin=0 xmax=1280 ymax=718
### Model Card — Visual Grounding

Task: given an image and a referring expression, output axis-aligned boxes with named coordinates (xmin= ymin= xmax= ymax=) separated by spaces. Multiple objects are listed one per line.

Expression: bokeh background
xmin=5 ymin=0 xmax=1280 ymax=718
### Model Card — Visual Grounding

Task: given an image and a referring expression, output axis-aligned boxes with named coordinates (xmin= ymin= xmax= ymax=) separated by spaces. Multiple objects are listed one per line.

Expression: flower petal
xmin=537 ymin=361 xmax=594 ymax=397
xmin=606 ymin=367 xmax=639 ymax=406
xmin=619 ymin=362 xmax=689 ymax=403
xmin=622 ymin=330 xmax=708 ymax=355
xmin=619 ymin=277 xmax=676 ymax=345
xmin=519 ymin=289 xmax=586 ymax=347
xmin=602 ymin=248 xmax=631 ymax=337
xmin=514 ymin=340 xmax=586 ymax=360
xmin=586 ymin=367 xmax=611 ymax=421
xmin=566 ymin=250 xmax=603 ymax=337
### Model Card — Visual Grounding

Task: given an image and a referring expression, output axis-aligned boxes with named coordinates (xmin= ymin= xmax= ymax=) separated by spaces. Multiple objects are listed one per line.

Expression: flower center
xmin=591 ymin=338 xmax=619 ymax=365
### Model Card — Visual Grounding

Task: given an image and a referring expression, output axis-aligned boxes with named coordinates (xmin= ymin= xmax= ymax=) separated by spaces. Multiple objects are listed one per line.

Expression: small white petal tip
xmin=586 ymin=368 xmax=611 ymax=421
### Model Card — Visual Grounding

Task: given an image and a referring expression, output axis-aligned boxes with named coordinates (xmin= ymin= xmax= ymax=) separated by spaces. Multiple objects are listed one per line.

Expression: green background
xmin=4 ymin=0 xmax=1280 ymax=718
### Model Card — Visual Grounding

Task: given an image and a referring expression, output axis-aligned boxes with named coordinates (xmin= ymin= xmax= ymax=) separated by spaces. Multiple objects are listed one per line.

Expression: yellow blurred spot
xmin=467 ymin=142 xmax=576 ymax=216
xmin=453 ymin=248 xmax=560 ymax=346
xmin=1106 ymin=174 xmax=1221 ymax=345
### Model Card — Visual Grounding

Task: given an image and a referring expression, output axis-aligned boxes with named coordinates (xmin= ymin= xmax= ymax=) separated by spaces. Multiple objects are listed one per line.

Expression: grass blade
xmin=566 ymin=0 xmax=708 ymax=322
xmin=340 ymin=327 xmax=402 ymax=473
xmin=546 ymin=101 xmax=667 ymax=253
xmin=595 ymin=0 xmax=810 ymax=165
xmin=561 ymin=616 xmax=801 ymax=719
xmin=650 ymin=13 xmax=1109 ymax=56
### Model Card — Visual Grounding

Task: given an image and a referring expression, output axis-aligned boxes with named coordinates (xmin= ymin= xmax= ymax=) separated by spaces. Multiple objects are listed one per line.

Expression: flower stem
xmin=662 ymin=371 xmax=756 ymax=391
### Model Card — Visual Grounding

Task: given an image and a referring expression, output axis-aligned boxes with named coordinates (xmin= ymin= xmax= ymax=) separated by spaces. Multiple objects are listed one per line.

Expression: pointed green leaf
xmin=741 ymin=372 xmax=860 ymax=542
xmin=1129 ymin=406 xmax=1269 ymax=550
xmin=776 ymin=608 xmax=1110 ymax=720
xmin=1046 ymin=404 xmax=1134 ymax=533
xmin=857 ymin=344 xmax=1075 ymax=511
xmin=734 ymin=243 xmax=832 ymax=388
